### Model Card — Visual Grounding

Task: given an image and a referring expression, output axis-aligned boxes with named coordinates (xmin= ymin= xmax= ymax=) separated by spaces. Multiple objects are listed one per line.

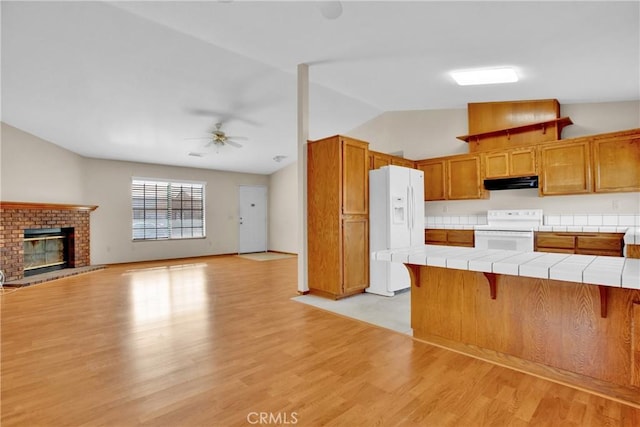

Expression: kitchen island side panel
xmin=410 ymin=265 xmax=640 ymax=390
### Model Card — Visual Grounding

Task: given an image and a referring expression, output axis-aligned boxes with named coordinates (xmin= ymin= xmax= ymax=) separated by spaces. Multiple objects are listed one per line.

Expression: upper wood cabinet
xmin=447 ymin=154 xmax=486 ymax=200
xmin=369 ymin=150 xmax=415 ymax=170
xmin=307 ymin=135 xmax=369 ymax=299
xmin=391 ymin=157 xmax=415 ymax=169
xmin=537 ymin=128 xmax=640 ymax=196
xmin=459 ymin=99 xmax=572 ymax=152
xmin=539 ymin=140 xmax=592 ymax=196
xmin=342 ymin=140 xmax=369 ymax=215
xmin=415 ymin=154 xmax=486 ymax=201
xmin=483 ymin=147 xmax=537 ymax=179
xmin=592 ymin=132 xmax=640 ymax=193
xmin=415 ymin=158 xmax=446 ymax=201
xmin=369 ymin=151 xmax=392 ymax=170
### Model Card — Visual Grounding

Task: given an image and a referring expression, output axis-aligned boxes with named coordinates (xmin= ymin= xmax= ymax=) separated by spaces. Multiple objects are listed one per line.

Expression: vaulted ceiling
xmin=2 ymin=1 xmax=638 ymax=174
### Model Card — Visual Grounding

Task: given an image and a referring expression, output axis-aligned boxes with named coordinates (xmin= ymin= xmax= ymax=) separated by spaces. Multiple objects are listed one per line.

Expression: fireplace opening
xmin=23 ymin=228 xmax=74 ymax=277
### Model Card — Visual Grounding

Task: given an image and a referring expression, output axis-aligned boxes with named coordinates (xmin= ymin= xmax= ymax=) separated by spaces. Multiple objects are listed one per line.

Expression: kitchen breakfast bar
xmin=373 ymin=245 xmax=640 ymax=407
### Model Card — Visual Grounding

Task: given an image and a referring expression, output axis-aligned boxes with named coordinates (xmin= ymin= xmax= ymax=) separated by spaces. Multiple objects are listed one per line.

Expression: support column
xmin=297 ymin=64 xmax=309 ymax=293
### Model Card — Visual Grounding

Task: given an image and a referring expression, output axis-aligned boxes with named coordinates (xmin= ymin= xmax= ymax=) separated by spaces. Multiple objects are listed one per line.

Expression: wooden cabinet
xmin=369 ymin=151 xmax=391 ymax=170
xmin=425 ymin=229 xmax=474 ymax=247
xmin=539 ymin=140 xmax=592 ymax=196
xmin=447 ymin=154 xmax=486 ymax=200
xmin=343 ymin=141 xmax=368 ymax=215
xmin=535 ymin=232 xmax=624 ymax=257
xmin=592 ymin=132 xmax=640 ymax=193
xmin=447 ymin=230 xmax=475 ymax=247
xmin=575 ymin=234 xmax=624 ymax=256
xmin=459 ymin=99 xmax=572 ymax=152
xmin=307 ymin=135 xmax=369 ymax=299
xmin=368 ymin=150 xmax=415 ymax=170
xmin=416 ymin=154 xmax=486 ymax=201
xmin=538 ymin=128 xmax=639 ymax=196
xmin=483 ymin=148 xmax=536 ymax=179
xmin=424 ymin=229 xmax=447 ymax=245
xmin=342 ymin=217 xmax=369 ymax=295
xmin=391 ymin=157 xmax=415 ymax=169
xmin=534 ymin=233 xmax=576 ymax=254
xmin=415 ymin=158 xmax=446 ymax=201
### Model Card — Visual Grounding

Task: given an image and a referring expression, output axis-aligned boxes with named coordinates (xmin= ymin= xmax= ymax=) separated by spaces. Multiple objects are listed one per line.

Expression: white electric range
xmin=474 ymin=209 xmax=543 ymax=251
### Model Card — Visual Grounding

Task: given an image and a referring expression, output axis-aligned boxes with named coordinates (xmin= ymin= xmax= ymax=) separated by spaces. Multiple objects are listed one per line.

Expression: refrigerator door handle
xmin=411 ymin=185 xmax=416 ymax=230
xmin=408 ymin=186 xmax=413 ymax=231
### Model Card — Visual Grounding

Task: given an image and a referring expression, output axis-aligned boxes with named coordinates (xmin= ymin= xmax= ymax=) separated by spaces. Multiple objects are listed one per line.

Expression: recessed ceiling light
xmin=451 ymin=67 xmax=519 ymax=86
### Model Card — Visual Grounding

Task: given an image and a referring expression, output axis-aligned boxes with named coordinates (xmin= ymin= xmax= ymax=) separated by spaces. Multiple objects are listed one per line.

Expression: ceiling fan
xmin=206 ymin=122 xmax=245 ymax=148
xmin=186 ymin=122 xmax=247 ymax=150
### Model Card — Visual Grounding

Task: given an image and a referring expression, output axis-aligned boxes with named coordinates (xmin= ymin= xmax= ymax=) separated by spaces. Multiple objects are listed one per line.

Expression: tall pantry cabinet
xmin=307 ymin=135 xmax=369 ymax=299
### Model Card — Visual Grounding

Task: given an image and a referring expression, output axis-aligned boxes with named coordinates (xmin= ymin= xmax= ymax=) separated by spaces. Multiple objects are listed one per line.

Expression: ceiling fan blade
xmin=223 ymin=135 xmax=249 ymax=141
xmin=184 ymin=137 xmax=211 ymax=140
xmin=225 ymin=140 xmax=243 ymax=148
xmin=186 ymin=108 xmax=261 ymax=127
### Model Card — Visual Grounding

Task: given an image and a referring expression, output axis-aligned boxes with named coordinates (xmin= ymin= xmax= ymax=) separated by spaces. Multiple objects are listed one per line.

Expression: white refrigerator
xmin=368 ymin=165 xmax=425 ymax=296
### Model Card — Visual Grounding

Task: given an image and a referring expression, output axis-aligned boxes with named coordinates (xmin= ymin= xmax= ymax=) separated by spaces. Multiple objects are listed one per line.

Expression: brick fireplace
xmin=1 ymin=202 xmax=98 ymax=282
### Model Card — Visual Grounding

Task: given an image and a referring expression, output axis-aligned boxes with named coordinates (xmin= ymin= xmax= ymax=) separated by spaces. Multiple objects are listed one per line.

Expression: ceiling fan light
xmin=451 ymin=67 xmax=518 ymax=86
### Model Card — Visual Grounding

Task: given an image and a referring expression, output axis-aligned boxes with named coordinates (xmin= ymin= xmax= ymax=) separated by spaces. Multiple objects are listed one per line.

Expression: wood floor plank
xmin=2 ymin=255 xmax=639 ymax=426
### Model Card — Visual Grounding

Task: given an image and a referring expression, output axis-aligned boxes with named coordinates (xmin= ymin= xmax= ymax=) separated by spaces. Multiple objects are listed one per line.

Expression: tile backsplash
xmin=425 ymin=214 xmax=487 ymax=229
xmin=426 ymin=213 xmax=640 ymax=230
xmin=543 ymin=214 xmax=639 ymax=227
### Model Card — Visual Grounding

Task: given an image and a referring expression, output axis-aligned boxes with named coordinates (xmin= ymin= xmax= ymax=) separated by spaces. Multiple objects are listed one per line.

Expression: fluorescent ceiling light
xmin=451 ymin=68 xmax=519 ymax=86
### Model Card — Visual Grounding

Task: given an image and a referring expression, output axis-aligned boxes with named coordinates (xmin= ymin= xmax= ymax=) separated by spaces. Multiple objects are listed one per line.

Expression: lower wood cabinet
xmin=341 ymin=216 xmax=369 ymax=295
xmin=425 ymin=229 xmax=474 ymax=247
xmin=535 ymin=232 xmax=624 ymax=257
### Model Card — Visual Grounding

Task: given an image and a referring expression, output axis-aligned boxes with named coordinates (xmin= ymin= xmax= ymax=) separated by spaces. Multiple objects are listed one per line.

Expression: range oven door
xmin=474 ymin=230 xmax=534 ymax=251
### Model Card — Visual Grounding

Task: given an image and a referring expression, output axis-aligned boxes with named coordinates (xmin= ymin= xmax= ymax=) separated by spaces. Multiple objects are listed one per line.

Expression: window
xmin=132 ymin=178 xmax=205 ymax=240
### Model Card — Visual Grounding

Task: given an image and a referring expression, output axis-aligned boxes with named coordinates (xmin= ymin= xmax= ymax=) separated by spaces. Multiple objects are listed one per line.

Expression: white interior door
xmin=238 ymin=185 xmax=267 ymax=254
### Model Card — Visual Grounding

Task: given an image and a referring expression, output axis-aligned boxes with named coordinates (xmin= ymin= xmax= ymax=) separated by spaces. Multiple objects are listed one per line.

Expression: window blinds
xmin=132 ymin=179 xmax=205 ymax=240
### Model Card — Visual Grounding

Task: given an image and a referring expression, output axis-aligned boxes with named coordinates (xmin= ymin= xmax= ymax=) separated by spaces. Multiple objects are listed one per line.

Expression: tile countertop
xmin=425 ymin=224 xmax=640 ymax=245
xmin=372 ymin=245 xmax=640 ymax=290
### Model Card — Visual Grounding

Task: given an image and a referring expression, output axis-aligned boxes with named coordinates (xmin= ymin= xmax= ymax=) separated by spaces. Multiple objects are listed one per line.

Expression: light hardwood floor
xmin=2 ymin=255 xmax=639 ymax=426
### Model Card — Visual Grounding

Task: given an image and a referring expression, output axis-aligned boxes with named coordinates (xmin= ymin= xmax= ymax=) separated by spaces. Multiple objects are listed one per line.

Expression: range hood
xmin=484 ymin=176 xmax=539 ymax=191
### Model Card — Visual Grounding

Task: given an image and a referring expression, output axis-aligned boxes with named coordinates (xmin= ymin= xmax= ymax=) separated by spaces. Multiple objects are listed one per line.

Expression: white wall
xmin=1 ymin=122 xmax=85 ymax=203
xmin=347 ymin=100 xmax=640 ymax=216
xmin=83 ymin=158 xmax=269 ymax=264
xmin=268 ymin=162 xmax=298 ymax=254
xmin=1 ymin=122 xmax=270 ymax=265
